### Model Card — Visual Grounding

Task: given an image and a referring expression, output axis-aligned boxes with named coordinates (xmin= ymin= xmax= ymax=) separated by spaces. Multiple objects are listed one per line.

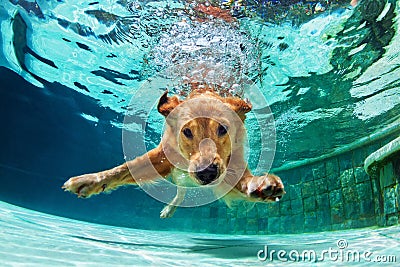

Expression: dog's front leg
xmin=160 ymin=187 xmax=186 ymax=218
xmin=236 ymin=169 xmax=285 ymax=202
xmin=62 ymin=146 xmax=172 ymax=198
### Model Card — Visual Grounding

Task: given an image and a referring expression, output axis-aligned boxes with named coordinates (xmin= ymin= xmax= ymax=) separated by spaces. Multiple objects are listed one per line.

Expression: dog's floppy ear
xmin=225 ymin=97 xmax=252 ymax=120
xmin=157 ymin=90 xmax=181 ymax=117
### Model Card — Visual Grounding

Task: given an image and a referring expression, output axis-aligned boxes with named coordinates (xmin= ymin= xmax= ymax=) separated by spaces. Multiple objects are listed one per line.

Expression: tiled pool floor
xmin=0 ymin=200 xmax=398 ymax=266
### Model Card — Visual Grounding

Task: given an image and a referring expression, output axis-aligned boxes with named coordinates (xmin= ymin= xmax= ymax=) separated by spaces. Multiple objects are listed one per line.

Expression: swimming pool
xmin=1 ymin=0 xmax=399 ymax=265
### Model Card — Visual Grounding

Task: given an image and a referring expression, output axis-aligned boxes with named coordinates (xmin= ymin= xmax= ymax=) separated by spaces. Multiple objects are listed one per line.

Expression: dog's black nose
xmin=195 ymin=164 xmax=219 ymax=184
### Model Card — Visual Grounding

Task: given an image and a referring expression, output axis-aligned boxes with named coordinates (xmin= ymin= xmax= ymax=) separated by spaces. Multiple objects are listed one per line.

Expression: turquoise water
xmin=1 ymin=0 xmax=400 ymax=265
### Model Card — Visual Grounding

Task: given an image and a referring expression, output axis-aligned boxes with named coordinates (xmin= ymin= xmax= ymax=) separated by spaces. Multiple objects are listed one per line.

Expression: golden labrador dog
xmin=63 ymin=85 xmax=285 ymax=218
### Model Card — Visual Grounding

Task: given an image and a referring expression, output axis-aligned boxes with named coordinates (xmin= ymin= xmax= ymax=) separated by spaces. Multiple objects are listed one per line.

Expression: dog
xmin=63 ymin=3 xmax=285 ymax=218
xmin=63 ymin=83 xmax=285 ymax=218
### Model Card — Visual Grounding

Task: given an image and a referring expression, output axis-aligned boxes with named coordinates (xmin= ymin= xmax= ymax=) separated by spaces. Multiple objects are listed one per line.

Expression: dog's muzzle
xmin=195 ymin=163 xmax=219 ymax=185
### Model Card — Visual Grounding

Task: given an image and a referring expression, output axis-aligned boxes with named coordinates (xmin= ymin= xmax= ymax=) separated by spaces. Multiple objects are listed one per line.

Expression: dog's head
xmin=158 ymin=90 xmax=251 ymax=185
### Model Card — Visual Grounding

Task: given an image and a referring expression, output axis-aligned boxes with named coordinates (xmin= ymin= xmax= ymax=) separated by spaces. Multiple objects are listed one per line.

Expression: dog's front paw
xmin=246 ymin=174 xmax=285 ymax=202
xmin=160 ymin=205 xmax=177 ymax=218
xmin=62 ymin=173 xmax=106 ymax=198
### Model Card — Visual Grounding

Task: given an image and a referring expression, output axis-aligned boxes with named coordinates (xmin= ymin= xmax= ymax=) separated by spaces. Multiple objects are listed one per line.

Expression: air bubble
xmin=149 ymin=19 xmax=259 ymax=98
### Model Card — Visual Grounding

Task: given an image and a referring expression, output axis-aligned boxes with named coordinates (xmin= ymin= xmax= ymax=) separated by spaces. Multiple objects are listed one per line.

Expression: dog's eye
xmin=182 ymin=128 xmax=193 ymax=139
xmin=217 ymin=125 xmax=228 ymax=137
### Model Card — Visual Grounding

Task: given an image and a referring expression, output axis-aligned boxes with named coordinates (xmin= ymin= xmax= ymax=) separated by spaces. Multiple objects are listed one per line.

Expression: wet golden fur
xmin=63 ymin=88 xmax=285 ymax=218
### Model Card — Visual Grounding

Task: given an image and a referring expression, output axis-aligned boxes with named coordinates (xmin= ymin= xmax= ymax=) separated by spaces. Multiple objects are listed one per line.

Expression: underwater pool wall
xmin=267 ymin=133 xmax=400 ymax=235
xmin=365 ymin=136 xmax=400 ymax=228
